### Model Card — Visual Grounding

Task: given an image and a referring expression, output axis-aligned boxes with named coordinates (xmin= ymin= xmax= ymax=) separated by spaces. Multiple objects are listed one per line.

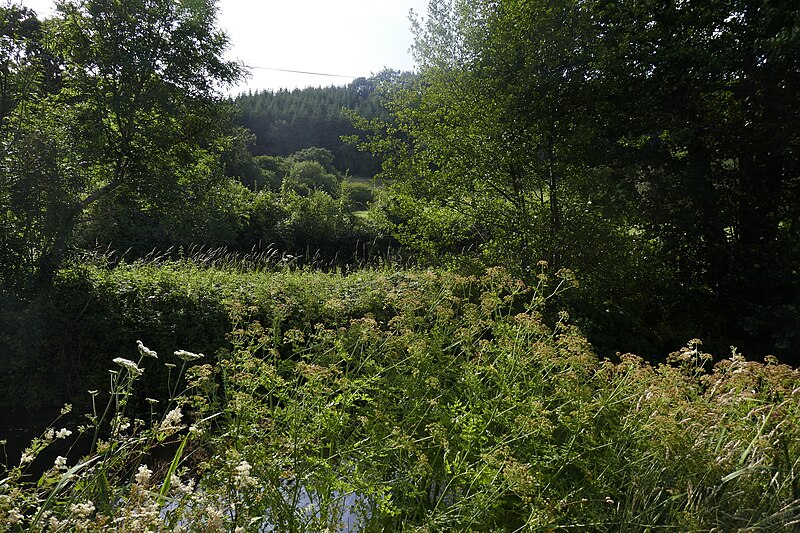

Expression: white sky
xmin=17 ymin=0 xmax=428 ymax=94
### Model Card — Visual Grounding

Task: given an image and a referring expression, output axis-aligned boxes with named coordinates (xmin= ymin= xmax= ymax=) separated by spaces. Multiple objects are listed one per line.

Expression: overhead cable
xmin=244 ymin=64 xmax=359 ymax=79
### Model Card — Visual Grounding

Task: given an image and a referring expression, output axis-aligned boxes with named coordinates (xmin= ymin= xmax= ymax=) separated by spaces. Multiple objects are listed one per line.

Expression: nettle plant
xmin=1 ymin=267 xmax=798 ymax=531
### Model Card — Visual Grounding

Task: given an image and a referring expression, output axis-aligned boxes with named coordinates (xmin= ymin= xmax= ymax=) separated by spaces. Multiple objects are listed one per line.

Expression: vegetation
xmin=0 ymin=0 xmax=242 ymax=280
xmin=355 ymin=0 xmax=800 ymax=360
xmin=3 ymin=266 xmax=799 ymax=530
xmin=232 ymin=75 xmax=398 ymax=179
xmin=1 ymin=0 xmax=799 ymax=530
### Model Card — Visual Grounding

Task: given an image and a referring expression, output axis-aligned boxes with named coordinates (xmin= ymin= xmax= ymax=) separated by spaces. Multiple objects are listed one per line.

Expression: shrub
xmin=282 ymin=161 xmax=340 ymax=197
xmin=342 ymin=182 xmax=375 ymax=210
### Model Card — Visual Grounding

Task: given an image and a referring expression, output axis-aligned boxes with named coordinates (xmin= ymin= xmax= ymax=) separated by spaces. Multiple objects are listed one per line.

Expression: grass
xmin=345 ymin=175 xmax=385 ymax=190
xmin=1 ymin=262 xmax=798 ymax=530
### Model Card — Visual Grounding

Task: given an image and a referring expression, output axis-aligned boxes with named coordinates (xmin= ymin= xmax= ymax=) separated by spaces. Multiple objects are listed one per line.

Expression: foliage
xmin=0 ymin=260 xmax=440 ymax=412
xmin=290 ymin=146 xmax=337 ymax=173
xmin=233 ymin=77 xmax=391 ymax=178
xmin=75 ymin=171 xmax=255 ymax=256
xmin=0 ymin=341 xmax=228 ymax=532
xmin=283 ymin=160 xmax=341 ymax=197
xmin=0 ymin=0 xmax=242 ymax=278
xmin=586 ymin=0 xmax=800 ymax=358
xmin=2 ymin=270 xmax=798 ymax=531
xmin=342 ymin=181 xmax=376 ymax=210
xmin=68 ymin=164 xmax=382 ymax=263
xmin=357 ymin=0 xmax=800 ymax=361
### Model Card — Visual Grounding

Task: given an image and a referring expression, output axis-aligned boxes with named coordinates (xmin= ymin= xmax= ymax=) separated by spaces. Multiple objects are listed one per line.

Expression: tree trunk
xmin=547 ymin=133 xmax=561 ymax=267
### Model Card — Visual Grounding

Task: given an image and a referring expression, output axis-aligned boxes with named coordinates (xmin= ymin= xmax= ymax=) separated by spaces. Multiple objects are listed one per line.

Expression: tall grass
xmin=2 ymin=265 xmax=798 ymax=530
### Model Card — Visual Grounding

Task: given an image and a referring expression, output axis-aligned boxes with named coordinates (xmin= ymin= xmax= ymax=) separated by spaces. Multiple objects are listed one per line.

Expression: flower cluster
xmin=136 ymin=340 xmax=158 ymax=359
xmin=234 ymin=460 xmax=257 ymax=489
xmin=112 ymin=357 xmax=143 ymax=377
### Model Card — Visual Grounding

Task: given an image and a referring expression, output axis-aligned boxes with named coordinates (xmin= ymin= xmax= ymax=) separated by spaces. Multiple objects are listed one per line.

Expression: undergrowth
xmin=1 ymin=266 xmax=798 ymax=530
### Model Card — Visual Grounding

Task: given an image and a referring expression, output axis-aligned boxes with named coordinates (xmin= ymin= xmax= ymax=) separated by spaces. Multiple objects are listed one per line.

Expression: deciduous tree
xmin=1 ymin=0 xmax=243 ymax=278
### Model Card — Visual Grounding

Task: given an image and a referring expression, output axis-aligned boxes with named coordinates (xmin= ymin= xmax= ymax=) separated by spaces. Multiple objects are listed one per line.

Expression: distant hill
xmin=233 ymin=76 xmax=393 ymax=178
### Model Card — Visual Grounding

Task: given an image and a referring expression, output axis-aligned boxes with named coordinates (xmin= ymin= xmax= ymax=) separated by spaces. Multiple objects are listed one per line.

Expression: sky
xmin=17 ymin=0 xmax=429 ymax=94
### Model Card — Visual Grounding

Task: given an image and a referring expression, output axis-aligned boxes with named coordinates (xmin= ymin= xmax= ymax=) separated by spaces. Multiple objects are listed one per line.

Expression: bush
xmin=277 ymin=190 xmax=372 ymax=259
xmin=282 ymin=161 xmax=340 ymax=197
xmin=75 ymin=180 xmax=253 ymax=256
xmin=0 ymin=261 xmax=462 ymax=412
xmin=342 ymin=182 xmax=375 ymax=210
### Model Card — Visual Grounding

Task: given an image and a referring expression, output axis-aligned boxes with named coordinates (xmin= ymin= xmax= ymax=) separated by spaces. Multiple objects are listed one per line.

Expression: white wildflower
xmin=20 ymin=450 xmax=34 ymax=465
xmin=162 ymin=407 xmax=183 ymax=429
xmin=174 ymin=349 xmax=204 ymax=362
xmin=113 ymin=357 xmax=143 ymax=376
xmin=44 ymin=428 xmax=55 ymax=440
xmin=112 ymin=415 xmax=130 ymax=432
xmin=54 ymin=455 xmax=68 ymax=470
xmin=182 ymin=478 xmax=195 ymax=494
xmin=7 ymin=508 xmax=23 ymax=524
xmin=69 ymin=501 xmax=95 ymax=519
xmin=61 ymin=403 xmax=72 ymax=415
xmin=205 ymin=506 xmax=224 ymax=529
xmin=56 ymin=428 xmax=72 ymax=439
xmin=137 ymin=340 xmax=158 ymax=358
xmin=135 ymin=464 xmax=152 ymax=486
xmin=234 ymin=460 xmax=256 ymax=489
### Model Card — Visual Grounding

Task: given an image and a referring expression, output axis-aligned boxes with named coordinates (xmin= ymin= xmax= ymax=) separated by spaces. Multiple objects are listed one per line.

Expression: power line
xmin=244 ymin=64 xmax=360 ymax=79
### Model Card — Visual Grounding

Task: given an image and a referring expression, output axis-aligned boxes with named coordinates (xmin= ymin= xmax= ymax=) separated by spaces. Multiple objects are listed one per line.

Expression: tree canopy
xmin=0 ymin=0 xmax=242 ymax=279
xmin=359 ymin=0 xmax=800 ymax=359
xmin=233 ymin=77 xmax=393 ymax=178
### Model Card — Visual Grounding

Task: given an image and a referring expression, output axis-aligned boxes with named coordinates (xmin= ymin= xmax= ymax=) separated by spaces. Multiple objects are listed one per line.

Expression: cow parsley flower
xmin=137 ymin=340 xmax=158 ymax=358
xmin=69 ymin=501 xmax=95 ymax=519
xmin=160 ymin=408 xmax=184 ymax=433
xmin=235 ymin=460 xmax=256 ymax=488
xmin=7 ymin=508 xmax=23 ymax=525
xmin=174 ymin=349 xmax=204 ymax=362
xmin=135 ymin=464 xmax=152 ymax=486
xmin=113 ymin=357 xmax=143 ymax=376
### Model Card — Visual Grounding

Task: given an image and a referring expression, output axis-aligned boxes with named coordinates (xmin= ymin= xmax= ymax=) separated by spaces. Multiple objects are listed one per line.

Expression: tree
xmin=0 ymin=4 xmax=61 ymax=280
xmin=1 ymin=0 xmax=242 ymax=277
xmin=588 ymin=0 xmax=800 ymax=355
xmin=362 ymin=0 xmax=619 ymax=271
xmin=361 ymin=0 xmax=800 ymax=358
xmin=0 ymin=3 xmax=57 ymax=123
xmin=283 ymin=160 xmax=340 ymax=197
xmin=290 ymin=146 xmax=337 ymax=173
xmin=232 ymin=79 xmax=388 ymax=178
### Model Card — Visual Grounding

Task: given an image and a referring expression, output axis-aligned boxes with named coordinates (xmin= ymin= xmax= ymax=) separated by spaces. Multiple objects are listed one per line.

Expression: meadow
xmin=1 ymin=260 xmax=798 ymax=531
